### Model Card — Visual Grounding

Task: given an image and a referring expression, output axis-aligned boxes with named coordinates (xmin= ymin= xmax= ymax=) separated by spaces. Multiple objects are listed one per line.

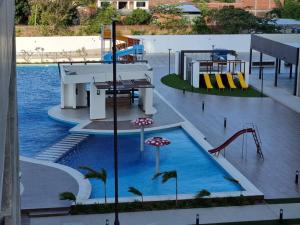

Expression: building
xmin=97 ymin=0 xmax=149 ymax=10
xmin=97 ymin=0 xmax=284 ymax=16
xmin=207 ymin=0 xmax=285 ymax=16
xmin=59 ymin=63 xmax=155 ymax=120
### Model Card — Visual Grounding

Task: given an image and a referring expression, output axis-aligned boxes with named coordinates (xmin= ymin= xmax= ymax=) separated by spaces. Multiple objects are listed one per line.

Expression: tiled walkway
xmin=21 ymin=159 xmax=79 ymax=209
xmin=29 ymin=203 xmax=300 ymax=225
xmin=146 ymin=54 xmax=300 ymax=199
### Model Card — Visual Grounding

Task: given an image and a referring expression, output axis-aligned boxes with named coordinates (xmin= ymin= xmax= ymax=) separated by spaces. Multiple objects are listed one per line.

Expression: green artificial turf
xmin=161 ymin=74 xmax=266 ymax=97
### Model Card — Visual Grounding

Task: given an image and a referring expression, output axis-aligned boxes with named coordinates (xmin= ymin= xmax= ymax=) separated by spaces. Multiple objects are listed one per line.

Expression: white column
xmin=183 ymin=55 xmax=187 ymax=80
xmin=296 ymin=51 xmax=300 ymax=96
xmin=244 ymin=61 xmax=250 ymax=85
xmin=139 ymin=88 xmax=145 ymax=108
xmin=61 ymin=83 xmax=76 ymax=109
xmin=227 ymin=54 xmax=235 ymax=73
xmin=90 ymin=83 xmax=106 ymax=119
xmin=76 ymin=83 xmax=87 ymax=107
xmin=192 ymin=61 xmax=200 ymax=88
xmin=144 ymin=88 xmax=155 ymax=115
xmin=175 ymin=51 xmax=180 ymax=75
xmin=156 ymin=147 xmax=160 ymax=174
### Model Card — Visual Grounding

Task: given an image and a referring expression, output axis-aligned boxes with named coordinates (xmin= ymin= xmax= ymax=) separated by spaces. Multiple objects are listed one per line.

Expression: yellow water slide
xmin=215 ymin=73 xmax=225 ymax=90
xmin=238 ymin=72 xmax=249 ymax=89
xmin=204 ymin=73 xmax=213 ymax=90
xmin=226 ymin=72 xmax=237 ymax=89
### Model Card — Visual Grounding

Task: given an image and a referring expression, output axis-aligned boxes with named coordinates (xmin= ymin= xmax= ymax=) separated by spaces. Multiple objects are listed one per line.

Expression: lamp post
xmin=112 ymin=19 xmax=120 ymax=225
xmin=168 ymin=48 xmax=171 ymax=75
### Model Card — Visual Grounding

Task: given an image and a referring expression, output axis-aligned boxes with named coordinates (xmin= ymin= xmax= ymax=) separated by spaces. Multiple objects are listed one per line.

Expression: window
xmin=136 ymin=1 xmax=146 ymax=8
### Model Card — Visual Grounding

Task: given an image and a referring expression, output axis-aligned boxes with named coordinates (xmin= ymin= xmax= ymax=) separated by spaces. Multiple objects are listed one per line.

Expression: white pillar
xmin=192 ymin=61 xmax=200 ymax=88
xmin=244 ymin=61 xmax=250 ymax=85
xmin=156 ymin=147 xmax=160 ymax=174
xmin=76 ymin=83 xmax=87 ymax=107
xmin=144 ymin=88 xmax=155 ymax=115
xmin=61 ymin=83 xmax=76 ymax=109
xmin=183 ymin=55 xmax=187 ymax=80
xmin=140 ymin=126 xmax=144 ymax=152
xmin=175 ymin=51 xmax=180 ymax=75
xmin=227 ymin=54 xmax=235 ymax=73
xmin=296 ymin=51 xmax=300 ymax=96
xmin=139 ymin=88 xmax=145 ymax=108
xmin=90 ymin=83 xmax=106 ymax=119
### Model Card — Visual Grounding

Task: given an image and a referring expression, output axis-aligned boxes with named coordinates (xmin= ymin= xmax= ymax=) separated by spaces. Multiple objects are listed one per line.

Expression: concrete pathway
xmin=21 ymin=159 xmax=79 ymax=209
xmin=29 ymin=203 xmax=300 ymax=225
xmin=145 ymin=54 xmax=300 ymax=199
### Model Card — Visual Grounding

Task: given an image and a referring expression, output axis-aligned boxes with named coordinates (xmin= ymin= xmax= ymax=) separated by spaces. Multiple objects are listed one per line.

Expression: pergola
xmin=249 ymin=34 xmax=300 ymax=96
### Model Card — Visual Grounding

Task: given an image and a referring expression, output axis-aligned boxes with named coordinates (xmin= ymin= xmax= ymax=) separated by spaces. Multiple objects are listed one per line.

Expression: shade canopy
xmin=145 ymin=137 xmax=171 ymax=147
xmin=131 ymin=117 xmax=154 ymax=126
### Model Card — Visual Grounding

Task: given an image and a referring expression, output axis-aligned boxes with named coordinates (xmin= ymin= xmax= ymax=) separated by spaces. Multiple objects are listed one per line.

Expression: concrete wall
xmin=16 ymin=36 xmax=101 ymax=52
xmin=138 ymin=35 xmax=252 ymax=53
xmin=16 ymin=34 xmax=300 ymax=55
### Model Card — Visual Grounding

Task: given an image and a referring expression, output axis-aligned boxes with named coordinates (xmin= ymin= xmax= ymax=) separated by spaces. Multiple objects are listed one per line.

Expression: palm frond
xmin=128 ymin=186 xmax=143 ymax=197
xmin=162 ymin=170 xmax=177 ymax=183
xmin=194 ymin=189 xmax=211 ymax=199
xmin=152 ymin=172 xmax=163 ymax=180
xmin=224 ymin=176 xmax=239 ymax=184
xmin=99 ymin=168 xmax=107 ymax=183
xmin=59 ymin=192 xmax=76 ymax=202
xmin=79 ymin=166 xmax=98 ymax=174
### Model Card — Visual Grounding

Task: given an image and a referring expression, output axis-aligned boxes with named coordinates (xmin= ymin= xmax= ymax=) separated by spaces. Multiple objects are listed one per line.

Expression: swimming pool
xmin=17 ymin=65 xmax=71 ymax=157
xmin=58 ymin=128 xmax=242 ymax=199
xmin=18 ymin=65 xmax=242 ymax=199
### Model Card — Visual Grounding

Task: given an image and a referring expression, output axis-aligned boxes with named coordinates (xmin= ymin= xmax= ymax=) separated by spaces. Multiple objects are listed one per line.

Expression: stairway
xmin=34 ymin=133 xmax=89 ymax=162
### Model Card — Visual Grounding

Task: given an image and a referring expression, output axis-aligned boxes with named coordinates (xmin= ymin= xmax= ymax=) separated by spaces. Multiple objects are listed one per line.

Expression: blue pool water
xmin=17 ymin=65 xmax=71 ymax=157
xmin=58 ymin=128 xmax=242 ymax=198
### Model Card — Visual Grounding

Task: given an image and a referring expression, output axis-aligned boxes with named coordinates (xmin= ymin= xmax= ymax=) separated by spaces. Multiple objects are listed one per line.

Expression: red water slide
xmin=208 ymin=128 xmax=262 ymax=157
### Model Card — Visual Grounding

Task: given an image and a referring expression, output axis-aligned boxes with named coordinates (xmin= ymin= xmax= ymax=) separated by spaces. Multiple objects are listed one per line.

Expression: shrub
xmin=124 ymin=9 xmax=152 ymax=25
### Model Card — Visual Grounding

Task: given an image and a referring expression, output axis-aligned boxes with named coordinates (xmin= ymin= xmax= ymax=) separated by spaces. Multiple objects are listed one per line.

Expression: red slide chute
xmin=208 ymin=128 xmax=263 ymax=159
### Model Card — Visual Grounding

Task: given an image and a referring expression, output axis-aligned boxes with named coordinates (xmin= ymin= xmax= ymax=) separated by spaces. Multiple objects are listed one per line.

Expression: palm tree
xmin=128 ymin=186 xmax=143 ymax=203
xmin=194 ymin=189 xmax=211 ymax=199
xmin=153 ymin=170 xmax=178 ymax=206
xmin=59 ymin=192 xmax=77 ymax=205
xmin=79 ymin=166 xmax=107 ymax=203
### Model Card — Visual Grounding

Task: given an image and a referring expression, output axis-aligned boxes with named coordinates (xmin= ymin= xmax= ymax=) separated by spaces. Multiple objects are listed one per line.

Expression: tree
xmin=153 ymin=170 xmax=178 ymax=206
xmin=128 ymin=187 xmax=143 ymax=203
xmin=194 ymin=189 xmax=211 ymax=199
xmin=213 ymin=7 xmax=278 ymax=34
xmin=59 ymin=192 xmax=77 ymax=204
xmin=213 ymin=7 xmax=258 ymax=33
xmin=80 ymin=166 xmax=108 ymax=203
xmin=192 ymin=16 xmax=211 ymax=34
xmin=82 ymin=5 xmax=120 ymax=34
xmin=281 ymin=0 xmax=300 ymax=20
xmin=124 ymin=9 xmax=152 ymax=25
xmin=15 ymin=0 xmax=31 ymax=24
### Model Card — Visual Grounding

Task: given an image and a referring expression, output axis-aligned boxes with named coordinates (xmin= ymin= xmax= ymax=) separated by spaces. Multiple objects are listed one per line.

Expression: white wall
xmin=16 ymin=36 xmax=101 ymax=53
xmin=16 ymin=34 xmax=300 ymax=54
xmin=137 ymin=35 xmax=252 ymax=53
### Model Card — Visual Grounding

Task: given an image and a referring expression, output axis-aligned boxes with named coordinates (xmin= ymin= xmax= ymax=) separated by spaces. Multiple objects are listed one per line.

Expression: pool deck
xmin=146 ymin=53 xmax=300 ymax=199
xmin=29 ymin=203 xmax=300 ymax=225
xmin=21 ymin=159 xmax=78 ymax=209
xmin=49 ymin=92 xmax=184 ymax=133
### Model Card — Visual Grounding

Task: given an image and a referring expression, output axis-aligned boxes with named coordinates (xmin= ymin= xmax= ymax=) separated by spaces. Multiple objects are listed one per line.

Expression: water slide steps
xmin=226 ymin=72 xmax=237 ymax=89
xmin=238 ymin=72 xmax=249 ymax=89
xmin=34 ymin=134 xmax=89 ymax=162
xmin=204 ymin=73 xmax=213 ymax=90
xmin=215 ymin=73 xmax=225 ymax=90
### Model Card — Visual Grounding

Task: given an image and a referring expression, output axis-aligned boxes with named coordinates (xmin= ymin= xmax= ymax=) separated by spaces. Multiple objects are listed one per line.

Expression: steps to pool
xmin=34 ymin=134 xmax=89 ymax=162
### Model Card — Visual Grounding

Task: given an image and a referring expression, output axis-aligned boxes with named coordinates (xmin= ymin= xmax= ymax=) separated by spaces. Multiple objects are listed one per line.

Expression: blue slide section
xmin=103 ymin=44 xmax=144 ymax=62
